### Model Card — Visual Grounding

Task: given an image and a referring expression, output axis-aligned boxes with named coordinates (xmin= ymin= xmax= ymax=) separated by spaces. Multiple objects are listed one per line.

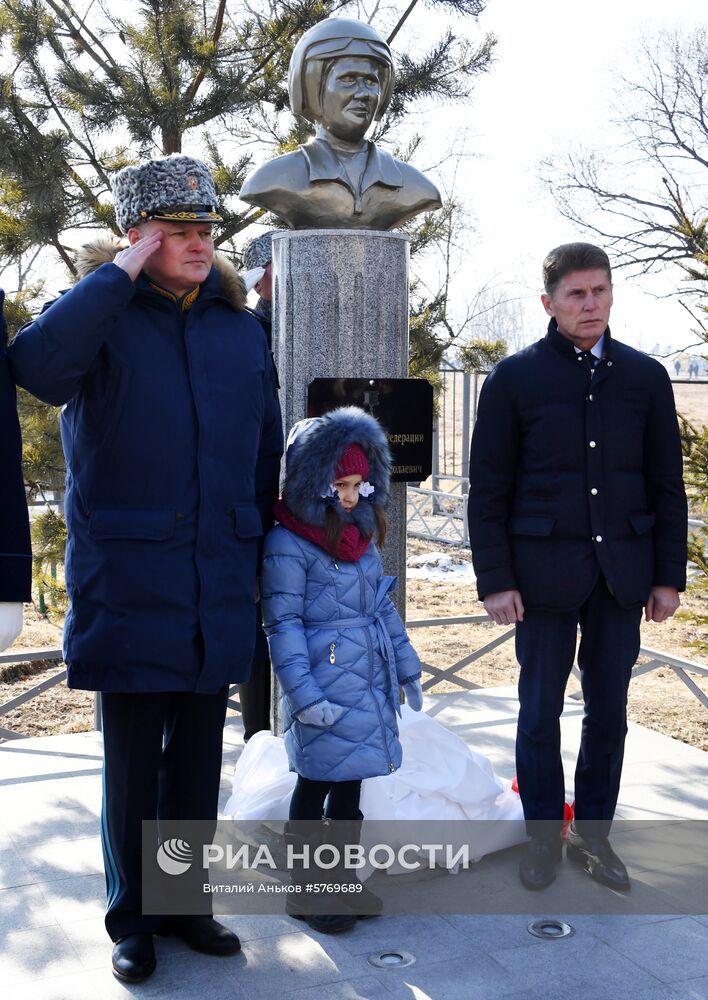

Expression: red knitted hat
xmin=335 ymin=443 xmax=369 ymax=480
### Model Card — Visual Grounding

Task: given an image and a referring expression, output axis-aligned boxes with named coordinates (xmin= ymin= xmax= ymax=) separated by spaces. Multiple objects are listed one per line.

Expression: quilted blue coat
xmin=261 ymin=407 xmax=421 ymax=782
xmin=8 ymin=239 xmax=283 ymax=693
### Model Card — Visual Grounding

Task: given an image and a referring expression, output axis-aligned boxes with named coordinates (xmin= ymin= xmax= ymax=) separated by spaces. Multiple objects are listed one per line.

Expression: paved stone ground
xmin=0 ymin=687 xmax=707 ymax=1000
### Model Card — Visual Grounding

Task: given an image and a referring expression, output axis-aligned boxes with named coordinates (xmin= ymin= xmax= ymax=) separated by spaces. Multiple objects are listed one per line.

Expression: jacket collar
xmin=545 ymin=317 xmax=615 ymax=389
xmin=73 ymin=236 xmax=247 ymax=311
xmin=300 ymin=138 xmax=403 ymax=194
xmin=545 ymin=317 xmax=614 ymax=361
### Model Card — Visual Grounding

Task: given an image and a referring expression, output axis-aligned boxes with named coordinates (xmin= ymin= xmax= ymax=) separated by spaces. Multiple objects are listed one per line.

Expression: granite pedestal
xmin=270 ymin=229 xmax=411 ymax=731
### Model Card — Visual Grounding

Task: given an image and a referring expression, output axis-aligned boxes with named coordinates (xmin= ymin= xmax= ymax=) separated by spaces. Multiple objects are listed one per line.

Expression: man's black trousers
xmin=237 ymin=605 xmax=271 ymax=741
xmin=100 ymin=686 xmax=228 ymax=941
xmin=515 ymin=576 xmax=642 ymax=840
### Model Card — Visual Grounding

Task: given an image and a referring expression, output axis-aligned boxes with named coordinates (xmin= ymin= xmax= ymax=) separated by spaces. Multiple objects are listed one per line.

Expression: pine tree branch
xmin=387 ymin=0 xmax=420 ymax=44
xmin=4 ymin=85 xmax=105 ymax=236
xmin=242 ymin=0 xmax=351 ymax=89
xmin=49 ymin=236 xmax=77 ymax=277
xmin=151 ymin=4 xmax=178 ymax=96
xmin=215 ymin=207 xmax=266 ymax=246
xmin=44 ymin=0 xmax=121 ymax=81
xmin=27 ymin=57 xmax=113 ymax=200
xmin=184 ymin=0 xmax=227 ymax=106
xmin=76 ymin=112 xmax=113 ymax=190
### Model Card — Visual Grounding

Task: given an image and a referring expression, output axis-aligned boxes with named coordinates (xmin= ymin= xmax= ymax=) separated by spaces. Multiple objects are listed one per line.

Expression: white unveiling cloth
xmin=223 ymin=705 xmax=526 ymax=870
xmin=0 ymin=602 xmax=23 ymax=652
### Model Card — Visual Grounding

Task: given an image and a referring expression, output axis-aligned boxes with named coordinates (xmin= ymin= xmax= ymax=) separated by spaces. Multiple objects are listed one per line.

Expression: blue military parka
xmin=8 ymin=239 xmax=283 ymax=692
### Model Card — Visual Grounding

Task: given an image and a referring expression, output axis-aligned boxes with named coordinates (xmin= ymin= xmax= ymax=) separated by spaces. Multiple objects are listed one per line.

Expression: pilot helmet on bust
xmin=288 ymin=18 xmax=395 ymax=126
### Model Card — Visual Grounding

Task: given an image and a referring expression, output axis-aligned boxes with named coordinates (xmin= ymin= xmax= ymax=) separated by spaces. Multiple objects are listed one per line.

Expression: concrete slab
xmin=41 ymin=873 xmax=106 ymax=926
xmin=275 ymin=975 xmax=395 ymax=999
xmin=5 ymin=968 xmax=108 ymax=1000
xmin=0 ymin=882 xmax=57 ymax=934
xmin=490 ymin=932 xmax=666 ymax=994
xmin=0 ymin=924 xmax=84 ymax=988
xmin=0 ymin=845 xmax=36 ymax=890
xmin=8 ymin=806 xmax=101 ymax=849
xmin=333 ymin=913 xmax=473 ymax=959
xmin=23 ymin=835 xmax=104 ymax=882
xmin=363 ymin=950 xmax=522 ymax=1000
xmin=604 ymin=917 xmax=708 ymax=984
xmin=0 ymin=687 xmax=706 ymax=1000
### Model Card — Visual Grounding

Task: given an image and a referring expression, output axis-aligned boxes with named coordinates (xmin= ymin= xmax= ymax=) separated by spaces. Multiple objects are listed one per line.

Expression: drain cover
xmin=367 ymin=950 xmax=416 ymax=969
xmin=527 ymin=919 xmax=575 ymax=940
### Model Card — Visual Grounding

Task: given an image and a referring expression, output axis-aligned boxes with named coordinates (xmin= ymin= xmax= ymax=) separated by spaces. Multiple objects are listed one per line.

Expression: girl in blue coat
xmin=261 ymin=406 xmax=423 ymax=931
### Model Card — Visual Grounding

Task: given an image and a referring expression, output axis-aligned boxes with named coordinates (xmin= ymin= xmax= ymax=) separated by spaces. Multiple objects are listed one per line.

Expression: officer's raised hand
xmin=113 ymin=230 xmax=163 ymax=281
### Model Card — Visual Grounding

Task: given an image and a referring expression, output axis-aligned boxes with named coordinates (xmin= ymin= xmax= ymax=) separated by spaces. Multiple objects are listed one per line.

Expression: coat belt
xmin=302 ymin=592 xmax=401 ymax=716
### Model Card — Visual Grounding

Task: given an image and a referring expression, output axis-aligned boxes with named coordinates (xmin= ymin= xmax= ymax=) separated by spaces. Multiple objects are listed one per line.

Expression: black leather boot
xmin=328 ymin=812 xmax=383 ymax=919
xmin=284 ymin=822 xmax=356 ymax=934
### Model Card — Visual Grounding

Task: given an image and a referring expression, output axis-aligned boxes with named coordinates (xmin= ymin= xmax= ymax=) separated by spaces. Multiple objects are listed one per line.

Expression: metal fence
xmin=406 ymin=363 xmax=480 ymax=546
xmin=407 ymin=367 xmax=708 ymax=547
xmin=2 ymin=612 xmax=707 ymax=743
xmin=2 ymin=369 xmax=706 ymax=740
xmin=407 ymin=615 xmax=708 ymax=712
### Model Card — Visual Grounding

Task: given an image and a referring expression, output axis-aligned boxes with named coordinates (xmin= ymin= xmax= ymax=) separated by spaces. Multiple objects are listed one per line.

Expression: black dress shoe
xmin=111 ymin=933 xmax=156 ymax=983
xmin=566 ymin=825 xmax=630 ymax=891
xmin=160 ymin=916 xmax=241 ymax=955
xmin=285 ymin=889 xmax=357 ymax=933
xmin=519 ymin=836 xmax=562 ymax=891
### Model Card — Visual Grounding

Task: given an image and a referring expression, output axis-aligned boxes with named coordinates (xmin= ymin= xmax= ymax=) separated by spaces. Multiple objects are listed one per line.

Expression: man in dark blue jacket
xmin=8 ymin=156 xmax=283 ymax=982
xmin=468 ymin=243 xmax=687 ymax=894
xmin=0 ymin=290 xmax=31 ymax=650
xmin=238 ymin=230 xmax=277 ymax=741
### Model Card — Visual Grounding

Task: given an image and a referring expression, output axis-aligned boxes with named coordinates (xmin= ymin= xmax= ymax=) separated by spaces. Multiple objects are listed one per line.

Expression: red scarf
xmin=273 ymin=498 xmax=371 ymax=563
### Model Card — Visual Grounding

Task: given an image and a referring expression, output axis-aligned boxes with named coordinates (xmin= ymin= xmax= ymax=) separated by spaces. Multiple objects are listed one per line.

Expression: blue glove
xmin=295 ymin=700 xmax=345 ymax=727
xmin=403 ymin=679 xmax=423 ymax=712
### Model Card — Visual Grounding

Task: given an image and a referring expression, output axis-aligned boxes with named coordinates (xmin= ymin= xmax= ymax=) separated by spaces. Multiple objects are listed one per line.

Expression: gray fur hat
xmin=242 ymin=230 xmax=276 ymax=270
xmin=111 ymin=155 xmax=223 ymax=233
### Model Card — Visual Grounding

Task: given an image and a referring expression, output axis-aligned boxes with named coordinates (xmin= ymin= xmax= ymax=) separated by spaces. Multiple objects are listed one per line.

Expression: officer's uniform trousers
xmin=100 ymin=686 xmax=228 ymax=941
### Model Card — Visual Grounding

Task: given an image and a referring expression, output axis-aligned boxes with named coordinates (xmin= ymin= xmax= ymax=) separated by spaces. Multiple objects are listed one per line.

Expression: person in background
xmin=238 ymin=228 xmax=279 ymax=741
xmin=242 ymin=230 xmax=276 ymax=347
xmin=0 ymin=289 xmax=31 ymax=653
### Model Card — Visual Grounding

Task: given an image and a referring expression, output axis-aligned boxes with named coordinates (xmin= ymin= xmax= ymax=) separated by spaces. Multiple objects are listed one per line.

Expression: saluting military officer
xmin=9 ymin=155 xmax=283 ymax=983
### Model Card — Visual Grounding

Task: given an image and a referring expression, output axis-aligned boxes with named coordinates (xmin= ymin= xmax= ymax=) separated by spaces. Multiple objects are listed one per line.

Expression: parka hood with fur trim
xmin=73 ymin=236 xmax=247 ymax=311
xmin=281 ymin=406 xmax=392 ymax=536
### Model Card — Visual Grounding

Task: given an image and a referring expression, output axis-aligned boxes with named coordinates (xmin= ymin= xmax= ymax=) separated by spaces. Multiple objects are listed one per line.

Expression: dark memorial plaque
xmin=307 ymin=378 xmax=433 ymax=482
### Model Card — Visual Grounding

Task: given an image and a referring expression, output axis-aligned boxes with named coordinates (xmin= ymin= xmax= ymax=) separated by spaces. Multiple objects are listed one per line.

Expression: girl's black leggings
xmin=289 ymin=775 xmax=362 ymax=821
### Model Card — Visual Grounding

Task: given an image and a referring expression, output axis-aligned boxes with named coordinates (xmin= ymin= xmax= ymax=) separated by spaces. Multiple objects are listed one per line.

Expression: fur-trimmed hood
xmin=282 ymin=407 xmax=391 ymax=534
xmin=73 ymin=236 xmax=247 ymax=310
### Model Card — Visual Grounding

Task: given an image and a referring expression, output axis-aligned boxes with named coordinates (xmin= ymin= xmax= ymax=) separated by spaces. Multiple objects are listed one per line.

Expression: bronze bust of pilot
xmin=239 ymin=18 xmax=442 ymax=230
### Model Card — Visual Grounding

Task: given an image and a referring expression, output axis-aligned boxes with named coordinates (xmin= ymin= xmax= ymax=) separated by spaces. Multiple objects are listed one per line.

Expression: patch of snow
xmin=407 ymin=550 xmax=476 ymax=583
